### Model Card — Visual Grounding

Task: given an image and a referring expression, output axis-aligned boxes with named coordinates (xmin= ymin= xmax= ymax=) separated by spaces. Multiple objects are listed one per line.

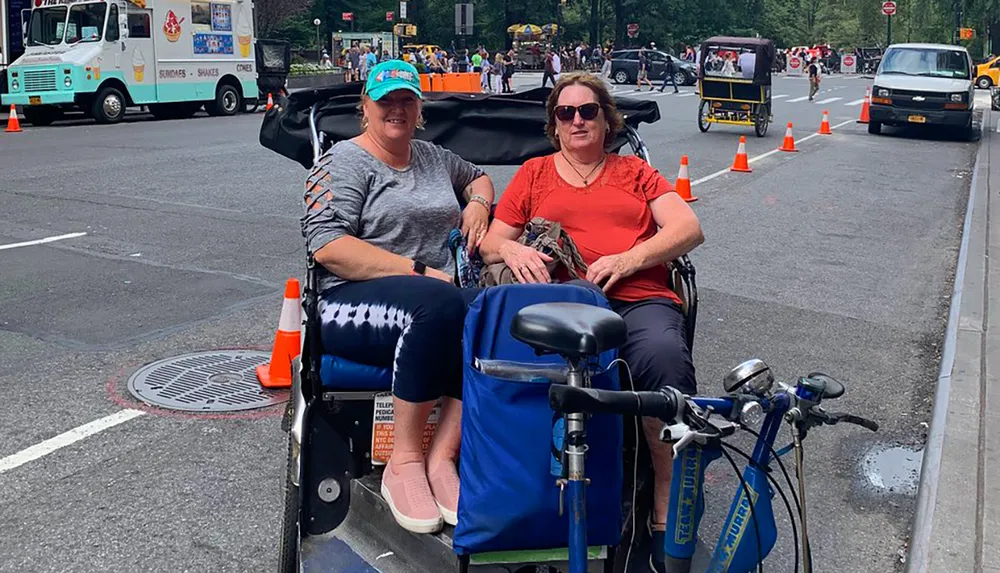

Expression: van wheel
xmin=207 ymin=84 xmax=241 ymax=116
xmin=868 ymin=121 xmax=882 ymax=135
xmin=92 ymin=87 xmax=126 ymax=124
xmin=976 ymin=76 xmax=993 ymax=89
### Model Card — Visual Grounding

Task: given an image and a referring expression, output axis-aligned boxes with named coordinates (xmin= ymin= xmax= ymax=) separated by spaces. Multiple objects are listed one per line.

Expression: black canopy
xmin=698 ymin=36 xmax=775 ymax=85
xmin=259 ymin=83 xmax=661 ymax=169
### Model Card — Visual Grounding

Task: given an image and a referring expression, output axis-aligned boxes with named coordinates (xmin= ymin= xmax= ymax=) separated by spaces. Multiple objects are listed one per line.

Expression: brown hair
xmin=544 ymin=72 xmax=625 ymax=151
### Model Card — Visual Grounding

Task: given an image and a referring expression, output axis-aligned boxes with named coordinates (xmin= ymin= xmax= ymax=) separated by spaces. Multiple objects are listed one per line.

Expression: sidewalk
xmin=906 ymin=100 xmax=999 ymax=572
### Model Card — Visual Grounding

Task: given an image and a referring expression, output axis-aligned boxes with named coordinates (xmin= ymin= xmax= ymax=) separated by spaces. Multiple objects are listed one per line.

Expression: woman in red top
xmin=478 ymin=72 xmax=704 ymax=573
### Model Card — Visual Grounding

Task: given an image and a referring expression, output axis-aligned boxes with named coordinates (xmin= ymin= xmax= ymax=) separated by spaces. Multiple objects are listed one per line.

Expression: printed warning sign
xmin=371 ymin=392 xmax=441 ymax=465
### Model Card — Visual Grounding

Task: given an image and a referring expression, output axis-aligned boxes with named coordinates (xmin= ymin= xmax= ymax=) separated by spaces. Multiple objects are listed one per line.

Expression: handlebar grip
xmin=548 ymin=385 xmax=679 ymax=422
xmin=843 ymin=414 xmax=879 ymax=432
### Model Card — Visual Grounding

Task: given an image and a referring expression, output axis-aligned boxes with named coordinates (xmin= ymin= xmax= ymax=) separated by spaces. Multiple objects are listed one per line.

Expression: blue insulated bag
xmin=453 ymin=283 xmax=624 ymax=556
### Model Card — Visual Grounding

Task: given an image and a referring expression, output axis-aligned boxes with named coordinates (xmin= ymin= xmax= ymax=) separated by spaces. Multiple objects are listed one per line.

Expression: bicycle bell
xmin=723 ymin=358 xmax=774 ymax=394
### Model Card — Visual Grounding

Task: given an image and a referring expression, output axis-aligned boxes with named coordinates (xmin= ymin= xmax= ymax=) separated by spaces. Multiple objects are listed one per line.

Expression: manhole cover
xmin=126 ymin=350 xmax=287 ymax=412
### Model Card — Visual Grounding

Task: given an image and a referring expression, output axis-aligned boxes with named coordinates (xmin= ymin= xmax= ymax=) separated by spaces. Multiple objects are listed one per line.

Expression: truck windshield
xmin=65 ymin=3 xmax=106 ymax=43
xmin=880 ymin=47 xmax=970 ymax=79
xmin=27 ymin=7 xmax=68 ymax=46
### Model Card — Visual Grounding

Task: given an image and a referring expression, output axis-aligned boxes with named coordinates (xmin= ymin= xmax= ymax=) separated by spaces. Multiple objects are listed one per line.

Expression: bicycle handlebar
xmin=548 ymin=385 xmax=683 ymax=423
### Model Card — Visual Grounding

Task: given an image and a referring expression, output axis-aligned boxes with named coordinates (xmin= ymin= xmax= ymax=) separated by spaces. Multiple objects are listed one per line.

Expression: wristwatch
xmin=411 ymin=260 xmax=426 ymax=275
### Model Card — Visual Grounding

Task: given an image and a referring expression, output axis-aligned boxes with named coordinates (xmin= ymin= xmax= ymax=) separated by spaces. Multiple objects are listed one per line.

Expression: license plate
xmin=28 ymin=96 xmax=41 ymax=105
xmin=908 ymin=115 xmax=926 ymax=123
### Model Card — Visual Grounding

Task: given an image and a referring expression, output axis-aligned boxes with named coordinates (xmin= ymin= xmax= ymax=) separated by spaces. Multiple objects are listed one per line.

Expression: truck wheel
xmin=207 ymin=84 xmax=241 ymax=116
xmin=21 ymin=106 xmax=58 ymax=126
xmin=868 ymin=121 xmax=882 ymax=135
xmin=92 ymin=87 xmax=127 ymax=124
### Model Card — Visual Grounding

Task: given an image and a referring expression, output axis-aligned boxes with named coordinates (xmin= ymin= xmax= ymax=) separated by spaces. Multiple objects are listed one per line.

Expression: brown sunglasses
xmin=554 ymin=103 xmax=601 ymax=122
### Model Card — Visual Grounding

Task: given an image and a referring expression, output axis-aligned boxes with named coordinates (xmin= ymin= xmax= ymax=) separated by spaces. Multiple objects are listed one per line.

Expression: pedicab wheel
xmin=697 ymin=100 xmax=711 ymax=132
xmin=754 ymin=105 xmax=769 ymax=137
xmin=278 ymin=356 xmax=301 ymax=573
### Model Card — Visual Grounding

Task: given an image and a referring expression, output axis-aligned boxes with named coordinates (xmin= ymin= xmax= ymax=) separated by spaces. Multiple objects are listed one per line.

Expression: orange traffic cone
xmin=730 ymin=136 xmax=752 ymax=173
xmin=779 ymin=122 xmax=798 ymax=152
xmin=266 ymin=93 xmax=274 ymax=111
xmin=857 ymin=87 xmax=870 ymax=124
xmin=256 ymin=278 xmax=302 ymax=389
xmin=675 ymin=155 xmax=697 ymax=202
xmin=818 ymin=110 xmax=832 ymax=135
xmin=5 ymin=104 xmax=22 ymax=133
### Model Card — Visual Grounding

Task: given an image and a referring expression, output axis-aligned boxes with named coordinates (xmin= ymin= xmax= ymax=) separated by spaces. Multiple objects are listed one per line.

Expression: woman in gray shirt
xmin=300 ymin=60 xmax=495 ymax=534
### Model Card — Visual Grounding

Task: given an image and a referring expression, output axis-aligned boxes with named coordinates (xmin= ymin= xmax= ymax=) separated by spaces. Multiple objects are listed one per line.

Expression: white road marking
xmin=817 ymin=97 xmax=842 ymax=104
xmin=787 ymin=96 xmax=810 ymax=103
xmin=772 ymin=94 xmax=789 ymax=99
xmin=690 ymin=119 xmax=854 ymax=187
xmin=676 ymin=92 xmax=696 ymax=97
xmin=846 ymin=98 xmax=866 ymax=106
xmin=0 ymin=409 xmax=146 ymax=475
xmin=649 ymin=92 xmax=672 ymax=97
xmin=0 ymin=232 xmax=87 ymax=251
xmin=996 ymin=118 xmax=999 ymax=133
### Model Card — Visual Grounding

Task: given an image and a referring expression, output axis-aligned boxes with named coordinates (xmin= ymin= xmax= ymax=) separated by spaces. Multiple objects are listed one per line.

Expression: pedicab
xmin=259 ymin=84 xmax=879 ymax=573
xmin=247 ymin=39 xmax=291 ymax=113
xmin=697 ymin=37 xmax=776 ymax=137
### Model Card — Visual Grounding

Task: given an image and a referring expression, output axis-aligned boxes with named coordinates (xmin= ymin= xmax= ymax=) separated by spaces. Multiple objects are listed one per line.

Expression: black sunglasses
xmin=554 ymin=103 xmax=601 ymax=122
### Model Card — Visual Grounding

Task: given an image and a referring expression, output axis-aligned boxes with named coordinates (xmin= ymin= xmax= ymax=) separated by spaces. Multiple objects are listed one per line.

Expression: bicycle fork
xmin=560 ymin=360 xmax=589 ymax=573
xmin=793 ymin=432 xmax=812 ymax=573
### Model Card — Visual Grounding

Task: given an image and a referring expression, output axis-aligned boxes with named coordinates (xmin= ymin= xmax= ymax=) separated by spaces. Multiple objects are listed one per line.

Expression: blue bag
xmin=453 ymin=283 xmax=624 ymax=556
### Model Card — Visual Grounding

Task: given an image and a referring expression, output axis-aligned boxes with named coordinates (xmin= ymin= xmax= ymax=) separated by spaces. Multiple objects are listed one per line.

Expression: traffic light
xmin=959 ymin=27 xmax=975 ymax=40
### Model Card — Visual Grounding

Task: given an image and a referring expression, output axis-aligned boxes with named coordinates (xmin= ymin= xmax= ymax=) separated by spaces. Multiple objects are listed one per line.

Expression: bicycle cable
xmin=742 ymin=427 xmax=803 ymax=520
xmin=606 ymin=357 xmax=641 ymax=573
xmin=719 ymin=447 xmax=765 ymax=573
xmin=720 ymin=442 xmax=799 ymax=573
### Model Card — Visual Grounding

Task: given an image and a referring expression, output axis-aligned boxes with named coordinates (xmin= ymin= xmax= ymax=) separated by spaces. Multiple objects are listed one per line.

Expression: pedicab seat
xmin=319 ymin=355 xmax=392 ymax=390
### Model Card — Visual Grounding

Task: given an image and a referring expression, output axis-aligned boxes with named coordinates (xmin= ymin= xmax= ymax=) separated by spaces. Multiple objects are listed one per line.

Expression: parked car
xmin=868 ymin=43 xmax=975 ymax=139
xmin=974 ymin=54 xmax=1000 ymax=89
xmin=609 ymin=49 xmax=696 ymax=86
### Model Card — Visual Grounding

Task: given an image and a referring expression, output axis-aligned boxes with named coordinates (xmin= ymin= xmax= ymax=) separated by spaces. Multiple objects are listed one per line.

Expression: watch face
xmin=413 ymin=261 xmax=426 ymax=275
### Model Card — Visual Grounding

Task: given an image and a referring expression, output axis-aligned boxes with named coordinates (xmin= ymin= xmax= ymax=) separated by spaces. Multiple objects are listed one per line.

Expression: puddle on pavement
xmin=861 ymin=444 xmax=923 ymax=496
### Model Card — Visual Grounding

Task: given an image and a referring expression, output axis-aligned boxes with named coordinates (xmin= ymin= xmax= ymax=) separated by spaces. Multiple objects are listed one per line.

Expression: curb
xmin=905 ymin=108 xmax=992 ymax=572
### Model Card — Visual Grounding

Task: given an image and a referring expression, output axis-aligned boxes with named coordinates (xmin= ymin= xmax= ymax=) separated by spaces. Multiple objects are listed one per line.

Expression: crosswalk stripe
xmin=845 ymin=98 xmax=865 ymax=106
xmin=649 ymin=92 xmax=672 ymax=97
xmin=816 ymin=97 xmax=842 ymax=104
xmin=676 ymin=92 xmax=696 ymax=97
xmin=787 ymin=96 xmax=810 ymax=102
xmin=772 ymin=94 xmax=789 ymax=99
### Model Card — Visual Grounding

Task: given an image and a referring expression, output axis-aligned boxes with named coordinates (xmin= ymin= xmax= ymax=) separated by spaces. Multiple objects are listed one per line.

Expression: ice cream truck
xmin=2 ymin=0 xmax=258 ymax=125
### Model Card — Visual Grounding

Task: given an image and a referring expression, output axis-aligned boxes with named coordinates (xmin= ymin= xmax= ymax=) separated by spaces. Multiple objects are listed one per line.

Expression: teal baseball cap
xmin=365 ymin=60 xmax=422 ymax=101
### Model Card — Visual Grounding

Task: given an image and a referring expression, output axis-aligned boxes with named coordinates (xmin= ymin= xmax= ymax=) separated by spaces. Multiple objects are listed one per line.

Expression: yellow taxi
xmin=974 ymin=55 xmax=1000 ymax=89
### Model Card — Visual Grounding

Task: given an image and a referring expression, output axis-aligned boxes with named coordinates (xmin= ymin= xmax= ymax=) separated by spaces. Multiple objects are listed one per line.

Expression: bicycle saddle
xmin=511 ymin=302 xmax=627 ymax=359
xmin=800 ymin=372 xmax=845 ymax=399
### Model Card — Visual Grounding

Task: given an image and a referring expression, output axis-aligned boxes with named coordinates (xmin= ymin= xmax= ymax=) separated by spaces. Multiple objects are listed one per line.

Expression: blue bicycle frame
xmin=663 ymin=394 xmax=792 ymax=573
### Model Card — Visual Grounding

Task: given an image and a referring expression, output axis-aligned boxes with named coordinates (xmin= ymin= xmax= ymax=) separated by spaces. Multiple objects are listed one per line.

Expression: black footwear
xmin=649 ymin=529 xmax=666 ymax=572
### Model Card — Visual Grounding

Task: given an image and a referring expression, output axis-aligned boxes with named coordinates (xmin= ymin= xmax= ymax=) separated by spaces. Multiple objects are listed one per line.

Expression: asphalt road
xmin=0 ymin=73 xmax=983 ymax=573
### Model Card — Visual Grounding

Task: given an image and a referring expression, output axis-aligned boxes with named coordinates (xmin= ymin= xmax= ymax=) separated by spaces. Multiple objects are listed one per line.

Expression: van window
xmin=128 ymin=13 xmax=151 ymax=38
xmin=105 ymin=4 xmax=119 ymax=42
xmin=880 ymin=47 xmax=970 ymax=79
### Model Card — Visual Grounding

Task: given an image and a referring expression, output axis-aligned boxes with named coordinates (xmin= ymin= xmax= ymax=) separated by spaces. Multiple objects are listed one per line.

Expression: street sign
xmin=626 ymin=23 xmax=639 ymax=38
xmin=399 ymin=1 xmax=407 ymax=19
xmin=882 ymin=1 xmax=896 ymax=16
xmin=787 ymin=55 xmax=803 ymax=75
xmin=386 ymin=11 xmax=394 ymax=21
xmin=342 ymin=12 xmax=353 ymax=21
xmin=455 ymin=3 xmax=473 ymax=36
xmin=841 ymin=54 xmax=856 ymax=73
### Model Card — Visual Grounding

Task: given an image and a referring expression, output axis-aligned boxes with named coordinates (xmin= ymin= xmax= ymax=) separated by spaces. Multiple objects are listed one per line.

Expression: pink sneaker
xmin=380 ymin=459 xmax=443 ymax=534
xmin=427 ymin=460 xmax=460 ymax=526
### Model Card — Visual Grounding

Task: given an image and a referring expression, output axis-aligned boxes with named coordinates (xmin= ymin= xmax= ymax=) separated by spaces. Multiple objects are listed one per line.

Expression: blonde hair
xmin=544 ymin=72 xmax=625 ymax=151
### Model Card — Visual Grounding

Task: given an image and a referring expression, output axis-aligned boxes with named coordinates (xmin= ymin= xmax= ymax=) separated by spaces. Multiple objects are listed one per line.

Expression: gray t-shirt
xmin=301 ymin=139 xmax=485 ymax=293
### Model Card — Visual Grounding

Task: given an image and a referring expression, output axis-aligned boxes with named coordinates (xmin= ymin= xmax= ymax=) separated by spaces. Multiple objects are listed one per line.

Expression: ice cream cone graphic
xmin=163 ymin=10 xmax=183 ymax=42
xmin=132 ymin=49 xmax=145 ymax=82
xmin=92 ymin=56 xmax=102 ymax=80
xmin=237 ymin=6 xmax=252 ymax=57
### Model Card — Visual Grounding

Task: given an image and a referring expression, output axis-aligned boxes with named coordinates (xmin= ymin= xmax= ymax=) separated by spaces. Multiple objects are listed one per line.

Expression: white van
xmin=868 ymin=43 xmax=975 ymax=139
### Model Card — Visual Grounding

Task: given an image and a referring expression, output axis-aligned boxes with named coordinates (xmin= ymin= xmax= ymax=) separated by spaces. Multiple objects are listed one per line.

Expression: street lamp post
xmin=314 ymin=18 xmax=322 ymax=65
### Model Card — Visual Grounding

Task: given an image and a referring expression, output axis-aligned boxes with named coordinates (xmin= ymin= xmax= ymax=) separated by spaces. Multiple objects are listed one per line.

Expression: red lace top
xmin=494 ymin=153 xmax=681 ymax=304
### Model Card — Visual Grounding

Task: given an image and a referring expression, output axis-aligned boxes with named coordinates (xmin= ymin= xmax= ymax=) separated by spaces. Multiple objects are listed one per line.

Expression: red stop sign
xmin=789 ymin=57 xmax=801 ymax=69
xmin=842 ymin=55 xmax=855 ymax=66
xmin=882 ymin=1 xmax=896 ymax=15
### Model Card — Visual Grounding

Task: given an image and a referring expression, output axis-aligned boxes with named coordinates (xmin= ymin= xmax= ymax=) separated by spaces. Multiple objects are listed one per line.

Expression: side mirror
xmin=22 ymin=22 xmax=27 ymax=38
xmin=119 ymin=14 xmax=129 ymax=39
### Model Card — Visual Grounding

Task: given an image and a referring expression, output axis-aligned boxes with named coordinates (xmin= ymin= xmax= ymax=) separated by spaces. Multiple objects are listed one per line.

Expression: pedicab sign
xmin=371 ymin=393 xmax=441 ymax=465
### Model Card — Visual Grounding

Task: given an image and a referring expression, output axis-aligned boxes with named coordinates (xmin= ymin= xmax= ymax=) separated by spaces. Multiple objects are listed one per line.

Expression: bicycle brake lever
xmin=825 ymin=412 xmax=879 ymax=432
